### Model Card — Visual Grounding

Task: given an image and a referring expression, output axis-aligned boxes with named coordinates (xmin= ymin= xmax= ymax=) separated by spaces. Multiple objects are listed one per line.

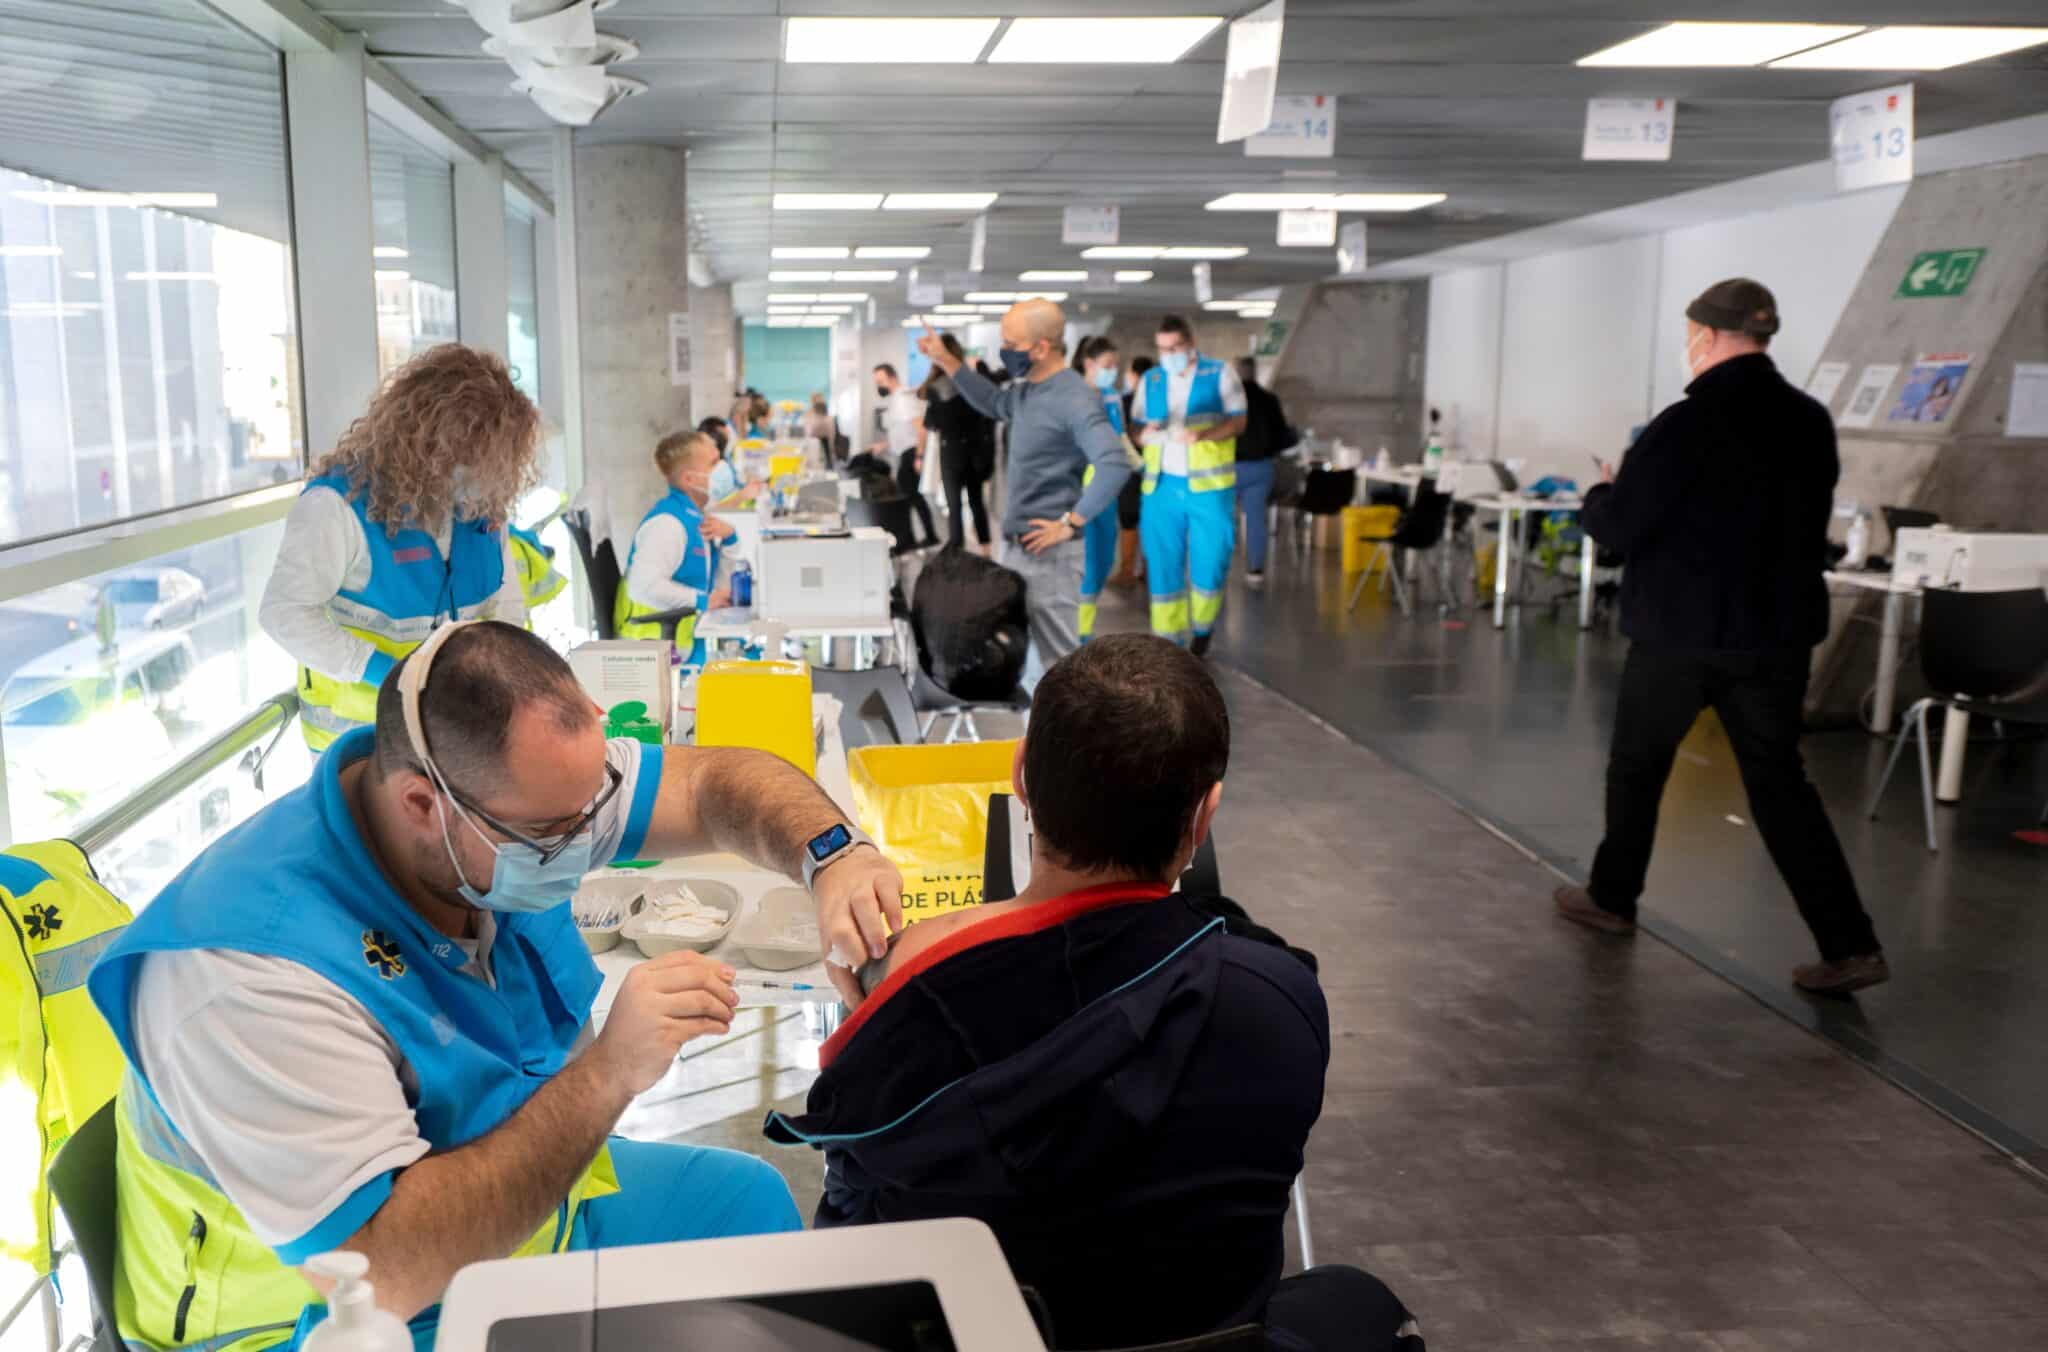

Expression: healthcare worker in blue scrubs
xmin=1134 ymin=316 xmax=1248 ymax=656
xmin=1074 ymin=335 xmax=1132 ymax=642
xmin=616 ymin=429 xmax=734 ymax=665
xmin=90 ymin=620 xmax=906 ymax=1352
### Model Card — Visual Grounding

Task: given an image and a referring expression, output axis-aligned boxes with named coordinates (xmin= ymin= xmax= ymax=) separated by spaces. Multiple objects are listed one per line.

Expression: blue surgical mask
xmin=1090 ymin=365 xmax=1118 ymax=390
xmin=1161 ymin=351 xmax=1191 ymax=377
xmin=999 ymin=346 xmax=1035 ymax=379
xmin=434 ymin=792 xmax=595 ymax=914
xmin=708 ymin=458 xmax=739 ymax=501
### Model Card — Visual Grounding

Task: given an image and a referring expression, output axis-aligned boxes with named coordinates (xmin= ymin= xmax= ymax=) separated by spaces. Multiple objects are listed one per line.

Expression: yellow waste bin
xmin=847 ymin=740 xmax=1017 ymax=924
xmin=1340 ymin=505 xmax=1401 ymax=573
xmin=695 ymin=659 xmax=817 ymax=777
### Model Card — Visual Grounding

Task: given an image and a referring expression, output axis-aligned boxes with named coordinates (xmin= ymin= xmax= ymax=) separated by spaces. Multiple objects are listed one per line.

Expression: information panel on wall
xmin=1582 ymin=97 xmax=1674 ymax=162
xmin=1245 ymin=94 xmax=1336 ymax=158
xmin=1830 ymin=83 xmax=1913 ymax=193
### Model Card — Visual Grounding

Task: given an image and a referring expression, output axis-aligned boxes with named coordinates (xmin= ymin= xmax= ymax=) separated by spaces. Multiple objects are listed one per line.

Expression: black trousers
xmin=1117 ymin=473 xmax=1142 ymax=530
xmin=940 ymin=441 xmax=991 ymax=546
xmin=1263 ymin=1266 xmax=1424 ymax=1352
xmin=1589 ymin=644 xmax=1880 ymax=962
xmin=895 ymin=450 xmax=937 ymax=543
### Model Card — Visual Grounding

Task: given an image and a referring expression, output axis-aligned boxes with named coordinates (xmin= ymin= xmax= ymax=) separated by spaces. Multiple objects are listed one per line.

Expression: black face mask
xmin=875 ymin=384 xmax=889 ymax=398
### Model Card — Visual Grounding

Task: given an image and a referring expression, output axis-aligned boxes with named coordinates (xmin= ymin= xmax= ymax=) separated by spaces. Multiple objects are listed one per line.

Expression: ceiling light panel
xmin=1576 ymin=22 xmax=1863 ymax=67
xmin=766 ymin=306 xmax=810 ymax=315
xmin=767 ymin=293 xmax=820 ymax=303
xmin=773 ymin=194 xmax=883 ymax=211
xmin=1019 ymin=270 xmax=1089 ymax=281
xmin=1159 ymin=246 xmax=1250 ymax=260
xmin=785 ymin=17 xmax=1000 ymax=64
xmin=1081 ymin=245 xmax=1165 ymax=259
xmin=933 ymin=304 xmax=980 ymax=313
xmin=769 ymin=270 xmax=835 ymax=282
xmin=855 ymin=246 xmax=932 ymax=259
xmin=373 ymin=246 xmax=408 ymax=259
xmin=1204 ymin=192 xmax=1444 ymax=212
xmin=882 ymin=193 xmax=999 ymax=211
xmin=813 ymin=291 xmax=869 ymax=301
xmin=833 ymin=269 xmax=899 ymax=281
xmin=1768 ymin=26 xmax=2048 ymax=69
xmin=771 ymin=245 xmax=851 ymax=259
xmin=965 ymin=292 xmax=1017 ymax=302
xmin=990 ymin=16 xmax=1223 ymax=64
xmin=1114 ymin=270 xmax=1155 ymax=283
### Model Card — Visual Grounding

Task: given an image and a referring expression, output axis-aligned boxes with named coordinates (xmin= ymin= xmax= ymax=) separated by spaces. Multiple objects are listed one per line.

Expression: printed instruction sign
xmin=1336 ymin=220 xmax=1367 ymax=275
xmin=1061 ymin=205 xmax=1119 ymax=247
xmin=1838 ymin=363 xmax=1899 ymax=429
xmin=1245 ymin=94 xmax=1337 ymax=158
xmin=1888 ymin=354 xmax=1971 ymax=425
xmin=667 ymin=313 xmax=690 ymax=388
xmin=2006 ymin=363 xmax=2048 ymax=439
xmin=1895 ymin=247 xmax=1986 ymax=299
xmin=1830 ymin=83 xmax=1913 ymax=193
xmin=1277 ymin=208 xmax=1337 ymax=247
xmin=1805 ymin=361 xmax=1850 ymax=407
xmin=1582 ymin=97 xmax=1675 ymax=162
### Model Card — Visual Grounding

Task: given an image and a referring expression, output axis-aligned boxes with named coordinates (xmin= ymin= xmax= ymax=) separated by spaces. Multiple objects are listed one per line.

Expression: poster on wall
xmin=1888 ymin=353 xmax=1971 ymax=425
xmin=667 ymin=313 xmax=690 ymax=389
xmin=1245 ymin=94 xmax=1337 ymax=158
xmin=1837 ymin=363 xmax=1899 ymax=429
xmin=1582 ymin=97 xmax=1674 ymax=161
xmin=2007 ymin=363 xmax=2048 ymax=439
xmin=1804 ymin=360 xmax=1850 ymax=407
xmin=1829 ymin=83 xmax=1913 ymax=193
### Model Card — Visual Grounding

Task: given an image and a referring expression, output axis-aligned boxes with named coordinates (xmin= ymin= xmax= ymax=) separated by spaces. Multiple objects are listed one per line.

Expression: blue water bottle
xmin=731 ymin=564 xmax=753 ymax=609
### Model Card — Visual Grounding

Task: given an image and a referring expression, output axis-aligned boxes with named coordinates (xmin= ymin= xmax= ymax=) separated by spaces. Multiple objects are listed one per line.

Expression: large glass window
xmin=506 ymin=193 xmax=541 ymax=405
xmin=369 ymin=117 xmax=458 ymax=377
xmin=0 ymin=0 xmax=299 ymax=548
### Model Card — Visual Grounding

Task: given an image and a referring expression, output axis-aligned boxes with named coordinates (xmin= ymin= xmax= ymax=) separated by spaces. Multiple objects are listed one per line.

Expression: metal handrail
xmin=70 ymin=690 xmax=300 ymax=858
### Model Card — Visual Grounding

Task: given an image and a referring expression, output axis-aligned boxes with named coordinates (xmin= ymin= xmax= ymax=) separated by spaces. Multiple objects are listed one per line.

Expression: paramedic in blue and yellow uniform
xmin=1135 ymin=316 xmax=1248 ymax=656
xmin=1075 ymin=336 xmax=1131 ymax=642
xmin=88 ymin=620 xmax=907 ymax=1352
xmin=616 ymin=429 xmax=734 ymax=666
xmin=259 ymin=345 xmax=537 ymax=751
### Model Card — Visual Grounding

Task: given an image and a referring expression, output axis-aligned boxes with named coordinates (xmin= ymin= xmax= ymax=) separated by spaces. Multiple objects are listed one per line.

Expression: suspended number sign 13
xmin=1831 ymin=84 xmax=1913 ymax=193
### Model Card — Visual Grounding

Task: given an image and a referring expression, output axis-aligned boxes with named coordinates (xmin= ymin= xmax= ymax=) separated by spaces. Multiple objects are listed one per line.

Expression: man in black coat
xmin=1554 ymin=278 xmax=1886 ymax=997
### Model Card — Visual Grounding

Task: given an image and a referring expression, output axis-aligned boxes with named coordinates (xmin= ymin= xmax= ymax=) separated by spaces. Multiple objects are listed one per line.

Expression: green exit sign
xmin=1896 ymin=248 xmax=1987 ymax=298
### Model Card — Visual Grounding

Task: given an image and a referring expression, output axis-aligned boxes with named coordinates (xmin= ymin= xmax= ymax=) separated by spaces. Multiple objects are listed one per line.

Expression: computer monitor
xmin=436 ymin=1219 xmax=1047 ymax=1352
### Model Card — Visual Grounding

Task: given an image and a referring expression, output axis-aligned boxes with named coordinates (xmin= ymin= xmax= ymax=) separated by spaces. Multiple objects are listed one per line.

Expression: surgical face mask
xmin=1160 ymin=351 xmax=1191 ymax=377
xmin=708 ymin=458 xmax=739 ymax=501
xmin=433 ymin=791 xmax=596 ymax=914
xmin=875 ymin=383 xmax=890 ymax=398
xmin=1683 ymin=327 xmax=1713 ymax=382
xmin=1090 ymin=364 xmax=1118 ymax=391
xmin=999 ymin=346 xmax=1035 ymax=379
xmin=451 ymin=465 xmax=483 ymax=514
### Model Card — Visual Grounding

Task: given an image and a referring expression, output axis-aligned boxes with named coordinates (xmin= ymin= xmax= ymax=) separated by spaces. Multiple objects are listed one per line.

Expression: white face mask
xmin=1682 ymin=327 xmax=1713 ymax=383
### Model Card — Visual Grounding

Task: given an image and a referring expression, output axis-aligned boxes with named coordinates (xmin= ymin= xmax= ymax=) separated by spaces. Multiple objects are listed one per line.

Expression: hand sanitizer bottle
xmin=302 ymin=1253 xmax=411 ymax=1352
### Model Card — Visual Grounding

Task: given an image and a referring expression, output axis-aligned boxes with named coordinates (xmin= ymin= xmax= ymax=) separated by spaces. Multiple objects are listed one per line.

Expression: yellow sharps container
xmin=693 ymin=659 xmax=817 ymax=776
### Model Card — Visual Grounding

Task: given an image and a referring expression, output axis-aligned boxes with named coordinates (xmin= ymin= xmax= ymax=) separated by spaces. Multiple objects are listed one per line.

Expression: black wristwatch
xmin=1062 ymin=511 xmax=1085 ymax=531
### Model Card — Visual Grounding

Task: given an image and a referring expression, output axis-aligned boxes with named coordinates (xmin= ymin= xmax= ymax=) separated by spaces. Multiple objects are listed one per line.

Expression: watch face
xmin=807 ymin=823 xmax=853 ymax=863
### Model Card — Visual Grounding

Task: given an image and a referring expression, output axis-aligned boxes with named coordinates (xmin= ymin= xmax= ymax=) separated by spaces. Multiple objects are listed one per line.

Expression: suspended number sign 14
xmin=1245 ymin=95 xmax=1337 ymax=158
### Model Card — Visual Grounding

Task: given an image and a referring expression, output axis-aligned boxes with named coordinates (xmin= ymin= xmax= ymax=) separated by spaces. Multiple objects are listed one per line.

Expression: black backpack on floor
xmin=911 ymin=546 xmax=1028 ymax=701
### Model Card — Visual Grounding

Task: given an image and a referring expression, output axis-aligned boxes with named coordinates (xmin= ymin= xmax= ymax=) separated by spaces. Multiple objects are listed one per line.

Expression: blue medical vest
xmin=628 ymin=489 xmax=721 ymax=597
xmin=1142 ymin=358 xmax=1230 ymax=427
xmin=1101 ymin=386 xmax=1127 ymax=438
xmin=308 ymin=472 xmax=507 ymax=650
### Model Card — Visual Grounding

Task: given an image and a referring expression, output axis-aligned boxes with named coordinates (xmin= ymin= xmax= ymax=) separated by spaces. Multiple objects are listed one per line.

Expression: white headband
xmin=396 ymin=618 xmax=482 ymax=777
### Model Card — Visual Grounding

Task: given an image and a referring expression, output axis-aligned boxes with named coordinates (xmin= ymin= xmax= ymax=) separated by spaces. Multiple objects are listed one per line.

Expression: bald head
xmin=998 ymin=299 xmax=1067 ymax=383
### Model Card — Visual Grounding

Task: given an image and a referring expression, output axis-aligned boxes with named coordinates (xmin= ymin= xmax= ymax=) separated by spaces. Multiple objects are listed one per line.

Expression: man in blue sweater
xmin=768 ymin=635 xmax=1423 ymax=1351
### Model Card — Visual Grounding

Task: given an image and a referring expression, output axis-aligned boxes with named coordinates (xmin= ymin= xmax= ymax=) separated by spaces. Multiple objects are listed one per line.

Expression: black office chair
xmin=48 ymin=1101 xmax=120 ymax=1352
xmin=847 ymin=497 xmax=937 ymax=558
xmin=1291 ymin=468 xmax=1357 ymax=556
xmin=1866 ymin=587 xmax=2048 ymax=852
xmin=1266 ymin=455 xmax=1307 ymax=544
xmin=1882 ymin=506 xmax=1940 ymax=538
xmin=1347 ymin=487 xmax=1452 ymax=616
xmin=562 ymin=509 xmax=695 ymax=643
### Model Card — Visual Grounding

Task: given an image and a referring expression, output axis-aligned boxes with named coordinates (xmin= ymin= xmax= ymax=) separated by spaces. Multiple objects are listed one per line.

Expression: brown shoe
xmin=1553 ymin=885 xmax=1635 ymax=935
xmin=1793 ymin=953 xmax=1890 ymax=997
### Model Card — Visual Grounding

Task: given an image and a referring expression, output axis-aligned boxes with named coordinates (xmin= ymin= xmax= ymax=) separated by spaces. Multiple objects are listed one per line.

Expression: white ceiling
xmin=296 ymin=2 xmax=2048 ymax=311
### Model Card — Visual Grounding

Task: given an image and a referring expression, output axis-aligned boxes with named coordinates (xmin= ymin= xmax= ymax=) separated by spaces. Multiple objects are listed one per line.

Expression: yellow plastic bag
xmin=847 ymin=740 xmax=1017 ymax=925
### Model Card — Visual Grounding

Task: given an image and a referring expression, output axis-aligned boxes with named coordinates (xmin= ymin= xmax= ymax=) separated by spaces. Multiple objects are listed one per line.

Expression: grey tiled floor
xmin=637 ymin=568 xmax=2048 ymax=1349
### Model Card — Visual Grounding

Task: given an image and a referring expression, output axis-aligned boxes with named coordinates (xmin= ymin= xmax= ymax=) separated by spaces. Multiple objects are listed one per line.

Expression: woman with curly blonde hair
xmin=260 ymin=343 xmax=542 ymax=749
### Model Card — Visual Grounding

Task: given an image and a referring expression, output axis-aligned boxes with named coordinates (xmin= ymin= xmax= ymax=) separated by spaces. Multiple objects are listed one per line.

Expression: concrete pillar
xmin=454 ymin=155 xmax=509 ymax=359
xmin=573 ymin=144 xmax=690 ymax=545
xmin=690 ymin=283 xmax=735 ymax=427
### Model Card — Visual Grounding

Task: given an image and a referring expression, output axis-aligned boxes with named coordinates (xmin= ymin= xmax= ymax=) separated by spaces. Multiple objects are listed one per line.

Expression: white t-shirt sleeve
xmin=130 ymin=948 xmax=428 ymax=1258
xmin=623 ymin=515 xmax=699 ymax=612
xmin=258 ymin=487 xmax=375 ymax=684
xmin=1217 ymin=362 xmax=1249 ymax=417
xmin=589 ymin=736 xmax=666 ymax=866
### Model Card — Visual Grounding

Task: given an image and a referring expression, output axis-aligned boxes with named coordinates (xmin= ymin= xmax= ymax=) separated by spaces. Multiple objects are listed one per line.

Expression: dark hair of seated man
xmin=765 ymin=636 xmax=1419 ymax=1352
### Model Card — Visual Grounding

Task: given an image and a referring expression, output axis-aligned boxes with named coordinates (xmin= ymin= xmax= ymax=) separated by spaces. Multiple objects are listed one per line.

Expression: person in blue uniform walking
xmin=1074 ymin=336 xmax=1133 ymax=641
xmin=1134 ymin=316 xmax=1247 ymax=656
xmin=616 ymin=430 xmax=734 ymax=666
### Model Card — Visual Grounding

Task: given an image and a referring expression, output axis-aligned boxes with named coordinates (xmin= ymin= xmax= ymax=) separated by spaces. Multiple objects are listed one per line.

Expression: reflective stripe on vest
xmin=615 ymin=489 xmax=719 ymax=645
xmin=509 ymin=526 xmax=567 ymax=612
xmin=1 ymin=841 xmax=131 ymax=1276
xmin=1138 ymin=359 xmax=1236 ymax=495
xmin=88 ymin=729 xmax=619 ymax=1349
xmin=295 ymin=475 xmax=509 ymax=749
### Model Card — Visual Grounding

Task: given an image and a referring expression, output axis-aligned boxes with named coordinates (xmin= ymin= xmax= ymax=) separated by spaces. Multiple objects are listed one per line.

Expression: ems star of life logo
xmin=362 ymin=929 xmax=407 ymax=980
